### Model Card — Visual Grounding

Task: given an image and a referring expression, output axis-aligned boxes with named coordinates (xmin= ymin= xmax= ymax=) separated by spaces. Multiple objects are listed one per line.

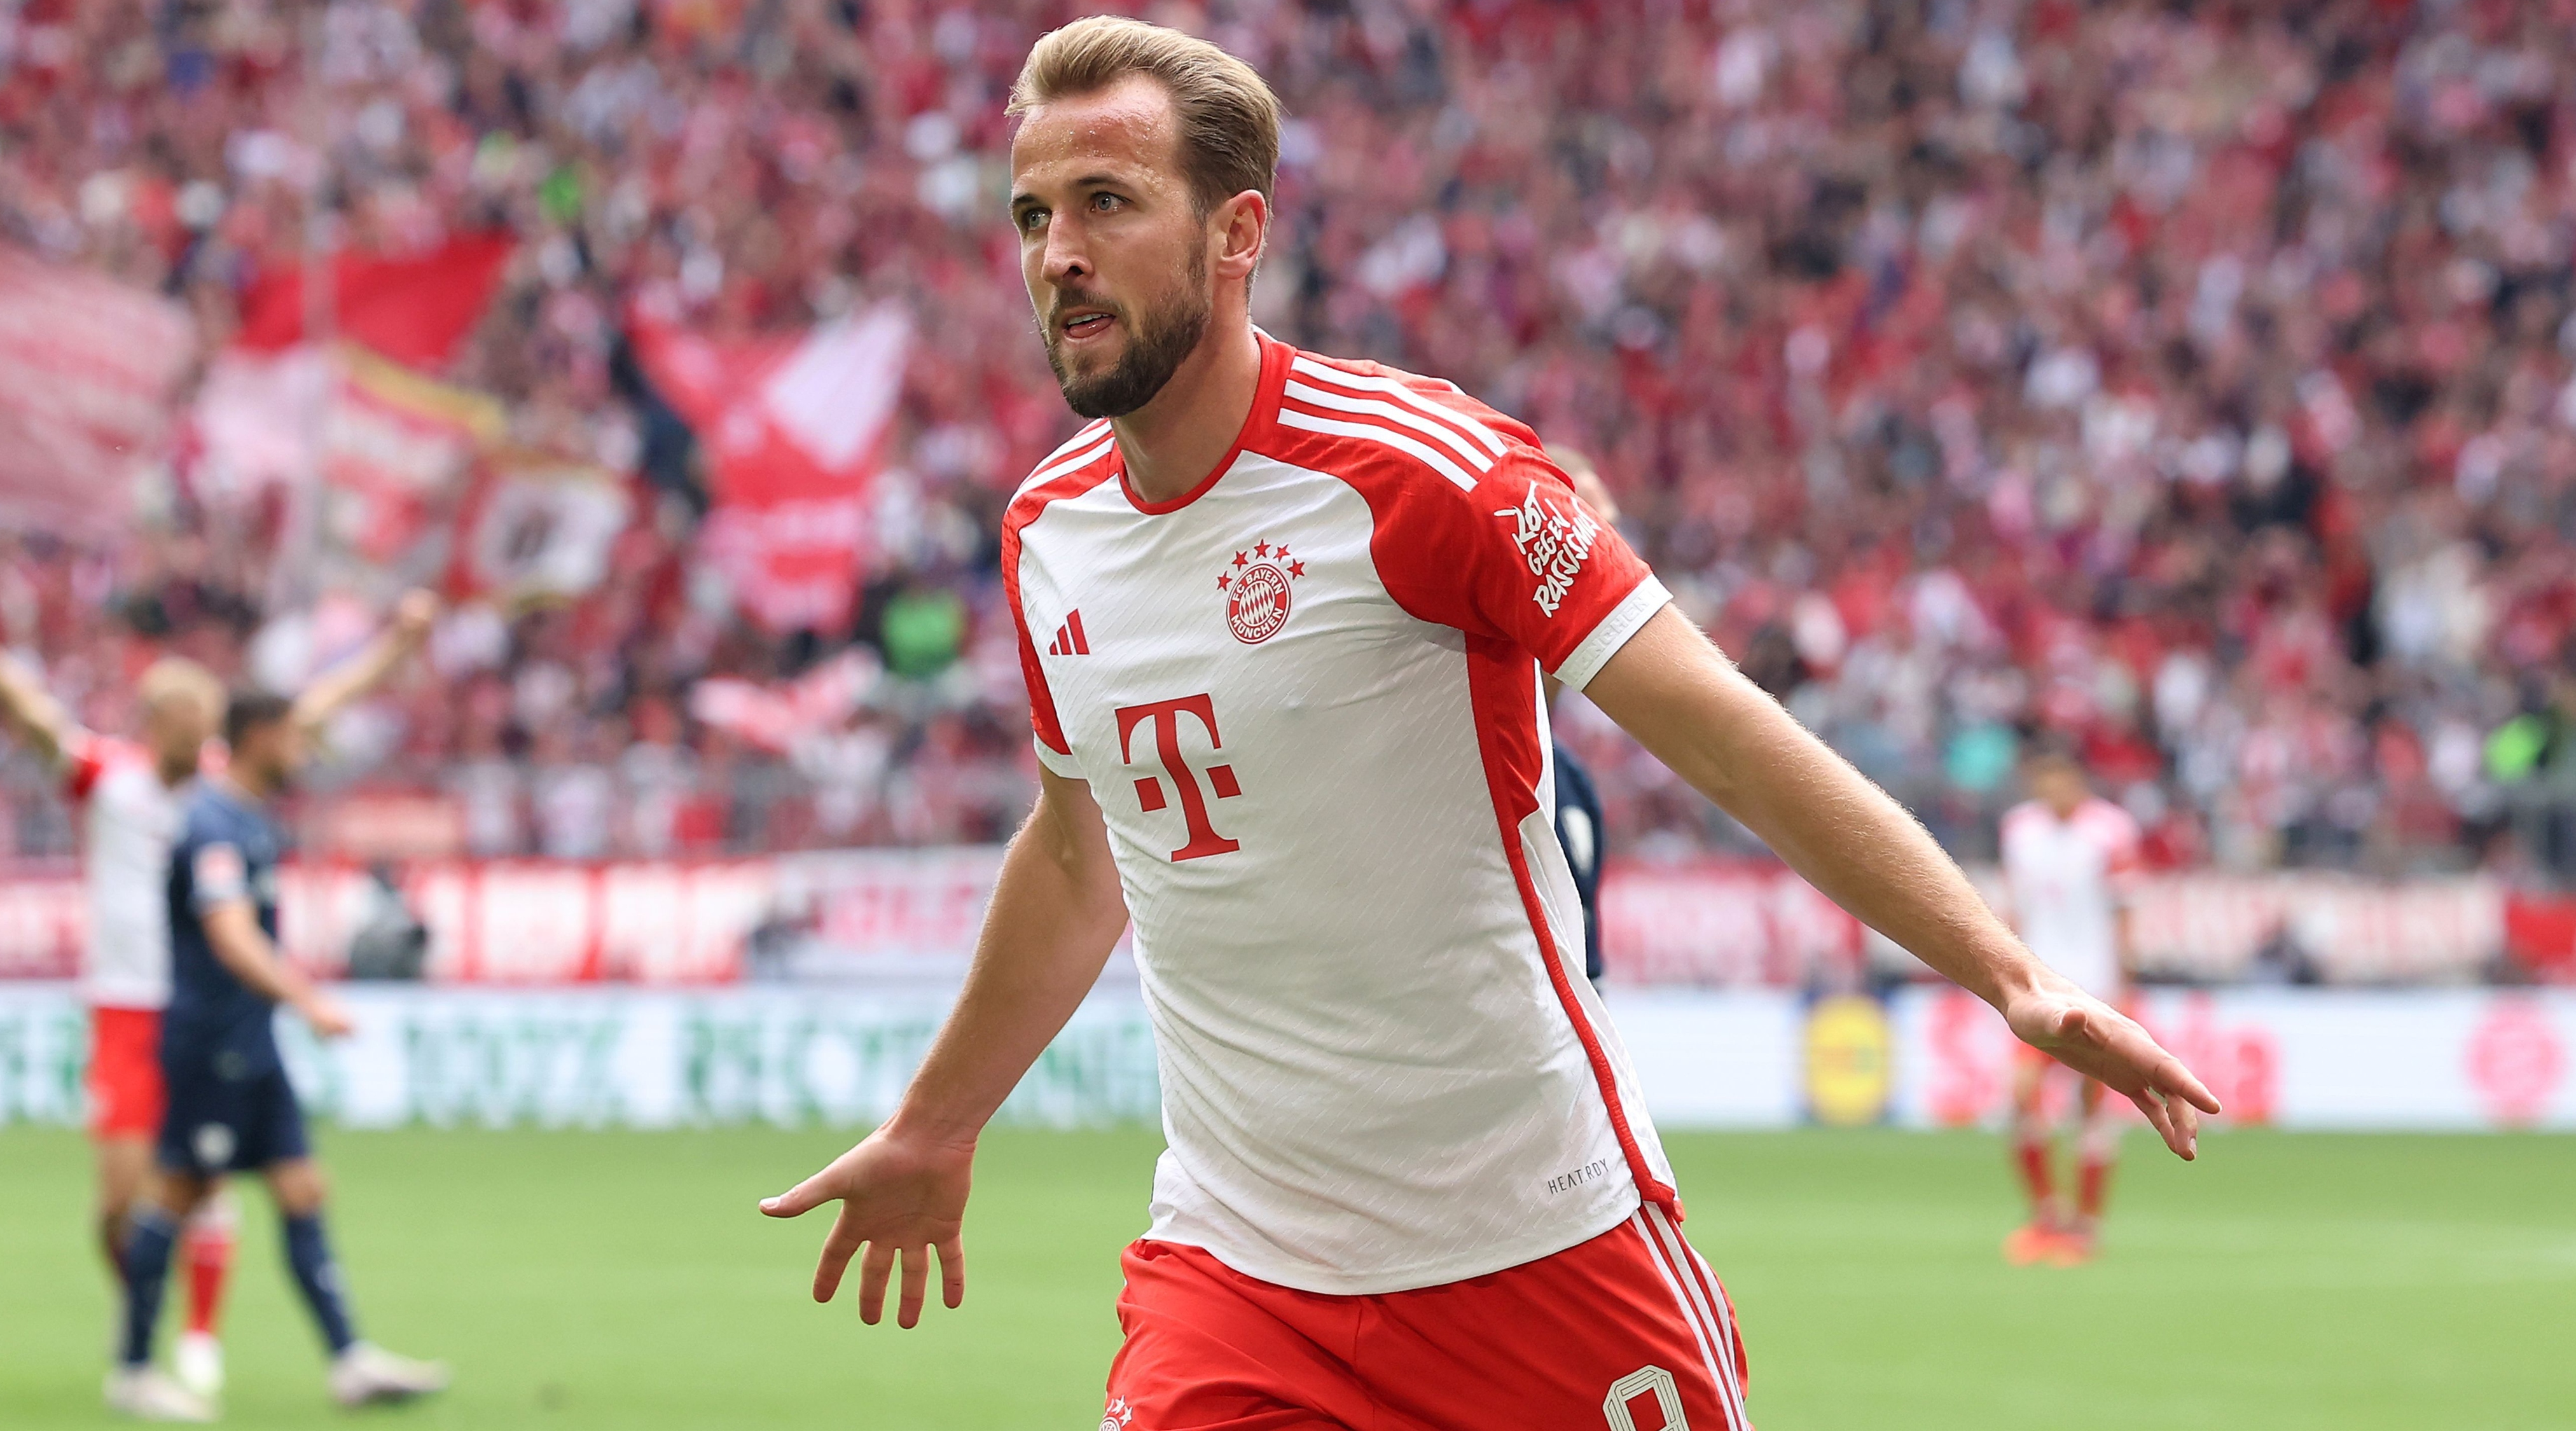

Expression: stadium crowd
xmin=5 ymin=0 xmax=2576 ymax=880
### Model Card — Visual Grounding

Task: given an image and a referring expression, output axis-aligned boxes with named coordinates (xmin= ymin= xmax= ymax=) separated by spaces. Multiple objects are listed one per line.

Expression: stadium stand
xmin=3 ymin=0 xmax=2575 ymax=898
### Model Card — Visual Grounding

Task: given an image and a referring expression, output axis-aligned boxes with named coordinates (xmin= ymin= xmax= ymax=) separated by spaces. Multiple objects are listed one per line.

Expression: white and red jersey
xmin=1999 ymin=796 xmax=2141 ymax=998
xmin=1003 ymin=334 xmax=1677 ymax=1295
xmin=63 ymin=735 xmax=188 ymax=1010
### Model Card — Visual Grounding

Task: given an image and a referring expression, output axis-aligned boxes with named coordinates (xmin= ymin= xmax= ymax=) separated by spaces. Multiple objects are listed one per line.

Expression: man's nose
xmin=1042 ymin=224 xmax=1090 ymax=287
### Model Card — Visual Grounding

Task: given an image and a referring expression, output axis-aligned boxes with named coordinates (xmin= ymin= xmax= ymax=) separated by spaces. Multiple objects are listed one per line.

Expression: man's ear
xmin=1212 ymin=189 xmax=1268 ymax=281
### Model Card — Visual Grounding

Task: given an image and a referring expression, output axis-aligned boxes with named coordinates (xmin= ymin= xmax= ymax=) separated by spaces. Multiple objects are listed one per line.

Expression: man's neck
xmin=217 ymin=770 xmax=275 ymax=806
xmin=1111 ymin=321 xmax=1263 ymax=506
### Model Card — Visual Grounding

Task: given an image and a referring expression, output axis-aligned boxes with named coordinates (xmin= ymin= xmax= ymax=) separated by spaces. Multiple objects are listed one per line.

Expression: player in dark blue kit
xmin=109 ymin=693 xmax=447 ymax=1420
xmin=1553 ymin=739 xmax=1608 ymax=986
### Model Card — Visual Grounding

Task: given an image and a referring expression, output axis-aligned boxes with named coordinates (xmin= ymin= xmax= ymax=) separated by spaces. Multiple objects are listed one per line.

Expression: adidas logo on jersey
xmin=1048 ymin=610 xmax=1092 ymax=656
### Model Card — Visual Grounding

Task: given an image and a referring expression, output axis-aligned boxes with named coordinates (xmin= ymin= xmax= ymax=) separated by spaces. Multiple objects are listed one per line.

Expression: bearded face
xmin=1011 ymin=76 xmax=1235 ymax=424
xmin=1041 ymin=240 xmax=1212 ymax=419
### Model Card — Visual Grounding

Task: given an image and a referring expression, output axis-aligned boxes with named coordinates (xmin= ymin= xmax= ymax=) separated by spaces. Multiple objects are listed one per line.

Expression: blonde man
xmin=3 ymin=655 xmax=237 ymax=1416
xmin=766 ymin=20 xmax=2217 ymax=1430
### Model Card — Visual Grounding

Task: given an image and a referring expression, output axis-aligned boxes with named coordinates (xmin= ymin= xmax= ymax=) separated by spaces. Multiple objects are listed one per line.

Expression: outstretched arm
xmin=0 ymin=654 xmax=81 ymax=771
xmin=289 ymin=590 xmax=439 ymax=738
xmin=1584 ymin=607 xmax=2220 ymax=1158
xmin=759 ymin=765 xmax=1130 ymax=1325
xmin=200 ymin=897 xmax=352 ymax=1038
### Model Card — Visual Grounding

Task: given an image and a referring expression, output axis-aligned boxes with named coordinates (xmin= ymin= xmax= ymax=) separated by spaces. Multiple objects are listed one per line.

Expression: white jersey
xmin=1999 ymin=796 xmax=2141 ymax=998
xmin=66 ymin=736 xmax=186 ymax=1010
xmin=1004 ymin=335 xmax=1677 ymax=1295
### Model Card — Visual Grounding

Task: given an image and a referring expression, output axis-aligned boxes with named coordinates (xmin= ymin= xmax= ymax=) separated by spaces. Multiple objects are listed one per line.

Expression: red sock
xmin=2075 ymin=1156 xmax=2113 ymax=1225
xmin=2014 ymin=1137 xmax=2057 ymax=1222
xmin=183 ymin=1224 xmax=233 ymax=1337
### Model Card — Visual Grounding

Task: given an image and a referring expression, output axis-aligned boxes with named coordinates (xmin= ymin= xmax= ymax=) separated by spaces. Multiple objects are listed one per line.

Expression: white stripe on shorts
xmin=1644 ymin=1203 xmax=1750 ymax=1430
xmin=1630 ymin=1212 xmax=1745 ymax=1430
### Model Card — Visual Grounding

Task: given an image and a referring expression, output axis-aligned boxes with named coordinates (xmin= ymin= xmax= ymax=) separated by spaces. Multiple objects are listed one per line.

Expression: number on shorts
xmin=1603 ymin=1365 xmax=1687 ymax=1431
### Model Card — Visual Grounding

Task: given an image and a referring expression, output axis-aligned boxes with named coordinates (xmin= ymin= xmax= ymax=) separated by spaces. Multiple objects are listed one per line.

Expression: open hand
xmin=2005 ymin=986 xmax=2222 ymax=1159
xmin=759 ymin=1126 xmax=973 ymax=1327
xmin=391 ymin=589 xmax=440 ymax=642
xmin=298 ymin=991 xmax=356 ymax=1039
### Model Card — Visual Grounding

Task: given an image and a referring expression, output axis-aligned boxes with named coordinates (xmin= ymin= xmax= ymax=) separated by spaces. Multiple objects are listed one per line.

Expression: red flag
xmin=632 ymin=304 xmax=910 ymax=633
xmin=451 ymin=447 xmax=635 ymax=602
xmin=235 ymin=233 xmax=515 ymax=371
xmin=0 ymin=245 xmax=196 ymax=537
xmin=688 ymin=650 xmax=882 ymax=754
xmin=189 ymin=345 xmax=502 ymax=593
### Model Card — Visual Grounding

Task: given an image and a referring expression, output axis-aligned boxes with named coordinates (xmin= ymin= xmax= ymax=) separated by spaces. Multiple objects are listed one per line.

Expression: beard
xmin=248 ymin=751 xmax=299 ymax=797
xmin=1042 ymin=249 xmax=1212 ymax=420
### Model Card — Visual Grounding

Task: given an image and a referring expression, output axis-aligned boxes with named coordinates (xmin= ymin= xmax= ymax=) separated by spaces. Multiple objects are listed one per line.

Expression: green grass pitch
xmin=3 ymin=1126 xmax=2569 ymax=1428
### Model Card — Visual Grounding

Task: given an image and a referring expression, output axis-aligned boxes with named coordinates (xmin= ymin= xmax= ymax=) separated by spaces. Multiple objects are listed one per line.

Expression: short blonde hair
xmin=1008 ymin=16 xmax=1281 ymax=217
xmin=137 ymin=656 xmax=221 ymax=721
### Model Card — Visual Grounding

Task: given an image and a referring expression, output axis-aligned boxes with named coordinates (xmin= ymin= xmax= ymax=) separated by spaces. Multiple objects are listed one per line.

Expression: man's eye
xmin=1091 ymin=193 xmax=1121 ymax=212
xmin=1018 ymin=209 xmax=1048 ymax=232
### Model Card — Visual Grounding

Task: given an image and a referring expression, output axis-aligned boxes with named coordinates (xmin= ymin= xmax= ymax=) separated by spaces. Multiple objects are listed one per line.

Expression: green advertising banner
xmin=18 ymin=983 xmax=2563 ymax=1132
xmin=0 ymin=986 xmax=1160 ymax=1130
xmin=0 ymin=992 xmax=85 ymax=1125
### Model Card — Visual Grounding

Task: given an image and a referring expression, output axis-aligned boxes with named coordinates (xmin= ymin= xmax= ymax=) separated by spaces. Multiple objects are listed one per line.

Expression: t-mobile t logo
xmin=1115 ymin=694 xmax=1242 ymax=862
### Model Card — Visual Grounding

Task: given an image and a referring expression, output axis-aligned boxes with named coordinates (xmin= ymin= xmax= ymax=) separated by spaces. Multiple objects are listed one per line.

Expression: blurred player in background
xmin=1547 ymin=447 xmax=1619 ymax=988
xmin=0 ymin=656 xmax=238 ymax=1400
xmin=113 ymin=686 xmax=449 ymax=1420
xmin=765 ymin=20 xmax=2216 ymax=1431
xmin=4 ymin=597 xmax=434 ymax=1414
xmin=1998 ymin=743 xmax=2145 ymax=1268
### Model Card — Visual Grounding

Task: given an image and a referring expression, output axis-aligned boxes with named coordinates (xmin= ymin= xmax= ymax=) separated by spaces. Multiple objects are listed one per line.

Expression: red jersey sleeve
xmin=1000 ymin=539 xmax=1078 ymax=777
xmin=1001 ymin=439 xmax=1118 ymax=780
xmin=1366 ymin=444 xmax=1670 ymax=689
xmin=62 ymin=733 xmax=115 ymax=803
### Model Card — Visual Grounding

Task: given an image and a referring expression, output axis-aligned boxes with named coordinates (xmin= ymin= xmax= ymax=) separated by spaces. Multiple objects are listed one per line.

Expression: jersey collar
xmin=1114 ymin=328 xmax=1289 ymax=516
xmin=206 ymin=774 xmax=269 ymax=815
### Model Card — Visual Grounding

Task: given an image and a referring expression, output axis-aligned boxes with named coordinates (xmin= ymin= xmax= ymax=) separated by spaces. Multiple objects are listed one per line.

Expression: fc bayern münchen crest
xmin=1217 ymin=538 xmax=1305 ymax=645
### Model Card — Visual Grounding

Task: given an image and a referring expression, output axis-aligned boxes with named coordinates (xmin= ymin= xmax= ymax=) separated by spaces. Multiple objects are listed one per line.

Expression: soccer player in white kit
xmin=1997 ymin=744 xmax=2145 ymax=1267
xmin=0 ymin=593 xmax=434 ymax=1421
xmin=763 ymin=20 xmax=2219 ymax=1428
xmin=1 ymin=655 xmax=240 ymax=1409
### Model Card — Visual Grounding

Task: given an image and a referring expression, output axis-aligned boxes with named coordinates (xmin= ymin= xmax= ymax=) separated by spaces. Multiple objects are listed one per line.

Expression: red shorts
xmin=1103 ymin=1205 xmax=1752 ymax=1431
xmin=87 ymin=1006 xmax=165 ymax=1140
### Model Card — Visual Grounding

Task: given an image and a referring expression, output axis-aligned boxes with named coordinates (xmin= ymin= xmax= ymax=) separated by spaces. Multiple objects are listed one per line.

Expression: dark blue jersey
xmin=1552 ymin=740 xmax=1607 ymax=983
xmin=164 ymin=780 xmax=287 ymax=1074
